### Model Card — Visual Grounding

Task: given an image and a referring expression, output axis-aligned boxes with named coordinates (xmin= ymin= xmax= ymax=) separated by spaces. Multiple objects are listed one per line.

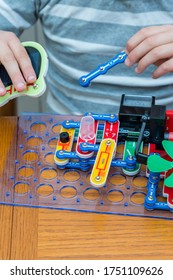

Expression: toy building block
xmin=122 ymin=140 xmax=143 ymax=176
xmin=163 ymin=168 xmax=173 ymax=209
xmin=76 ymin=115 xmax=98 ymax=158
xmin=54 ymin=126 xmax=75 ymax=166
xmin=90 ymin=138 xmax=116 ymax=188
xmin=147 ymin=140 xmax=173 ymax=210
xmin=90 ymin=118 xmax=120 ymax=187
xmin=79 ymin=50 xmax=127 ymax=87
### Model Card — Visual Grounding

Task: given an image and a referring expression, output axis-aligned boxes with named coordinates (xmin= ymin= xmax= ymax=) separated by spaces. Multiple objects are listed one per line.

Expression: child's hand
xmin=125 ymin=25 xmax=173 ymax=78
xmin=0 ymin=31 xmax=36 ymax=96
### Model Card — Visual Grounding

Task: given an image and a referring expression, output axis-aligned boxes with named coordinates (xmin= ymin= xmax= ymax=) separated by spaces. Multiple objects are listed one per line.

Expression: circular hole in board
xmin=52 ymin=123 xmax=62 ymax=134
xmin=109 ymin=173 xmax=126 ymax=186
xmin=18 ymin=165 xmax=34 ymax=178
xmin=23 ymin=150 xmax=38 ymax=162
xmin=83 ymin=187 xmax=101 ymax=201
xmin=63 ymin=170 xmax=80 ymax=182
xmin=36 ymin=183 xmax=54 ymax=197
xmin=30 ymin=121 xmax=47 ymax=132
xmin=130 ymin=191 xmax=146 ymax=205
xmin=13 ymin=181 xmax=30 ymax=195
xmin=60 ymin=186 xmax=77 ymax=199
xmin=86 ymin=172 xmax=91 ymax=183
xmin=48 ymin=137 xmax=58 ymax=149
xmin=26 ymin=135 xmax=43 ymax=147
xmin=44 ymin=152 xmax=55 ymax=164
xmin=40 ymin=167 xmax=57 ymax=180
xmin=133 ymin=176 xmax=147 ymax=188
xmin=107 ymin=189 xmax=124 ymax=203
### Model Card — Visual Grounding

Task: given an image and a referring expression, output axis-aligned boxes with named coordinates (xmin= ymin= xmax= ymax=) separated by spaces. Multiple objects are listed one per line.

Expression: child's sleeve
xmin=0 ymin=0 xmax=39 ymax=36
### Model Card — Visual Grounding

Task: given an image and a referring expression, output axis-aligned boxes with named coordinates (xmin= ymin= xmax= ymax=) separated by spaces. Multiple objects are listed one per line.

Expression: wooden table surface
xmin=0 ymin=116 xmax=173 ymax=260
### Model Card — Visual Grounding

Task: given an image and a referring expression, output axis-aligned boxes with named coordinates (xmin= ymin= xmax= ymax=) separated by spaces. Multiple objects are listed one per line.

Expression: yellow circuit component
xmin=90 ymin=138 xmax=116 ymax=188
xmin=54 ymin=126 xmax=75 ymax=166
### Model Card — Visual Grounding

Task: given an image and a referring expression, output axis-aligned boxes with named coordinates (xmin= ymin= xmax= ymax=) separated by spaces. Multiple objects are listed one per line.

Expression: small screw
xmin=128 ymin=155 xmax=133 ymax=160
xmin=148 ymin=195 xmax=153 ymax=201
xmin=106 ymin=140 xmax=111 ymax=145
xmin=33 ymin=83 xmax=38 ymax=89
xmin=82 ymin=143 xmax=88 ymax=147
xmin=95 ymin=176 xmax=101 ymax=181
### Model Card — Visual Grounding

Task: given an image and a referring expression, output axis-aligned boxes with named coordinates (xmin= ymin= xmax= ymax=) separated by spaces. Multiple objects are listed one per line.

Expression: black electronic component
xmin=149 ymin=104 xmax=166 ymax=149
xmin=119 ymin=94 xmax=166 ymax=144
xmin=119 ymin=94 xmax=155 ymax=131
xmin=118 ymin=94 xmax=167 ymax=164
xmin=60 ymin=132 xmax=70 ymax=143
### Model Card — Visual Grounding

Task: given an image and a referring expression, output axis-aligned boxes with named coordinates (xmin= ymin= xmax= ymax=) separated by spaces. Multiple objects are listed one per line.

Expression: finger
xmin=125 ymin=30 xmax=173 ymax=67
xmin=154 ymin=59 xmax=167 ymax=67
xmin=0 ymin=42 xmax=26 ymax=91
xmin=0 ymin=79 xmax=6 ymax=96
xmin=152 ymin=57 xmax=173 ymax=78
xmin=9 ymin=39 xmax=36 ymax=83
xmin=135 ymin=43 xmax=173 ymax=73
xmin=126 ymin=25 xmax=173 ymax=53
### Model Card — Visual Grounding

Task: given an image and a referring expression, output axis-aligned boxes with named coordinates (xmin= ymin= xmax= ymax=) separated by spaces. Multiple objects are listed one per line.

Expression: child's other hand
xmin=125 ymin=25 xmax=173 ymax=78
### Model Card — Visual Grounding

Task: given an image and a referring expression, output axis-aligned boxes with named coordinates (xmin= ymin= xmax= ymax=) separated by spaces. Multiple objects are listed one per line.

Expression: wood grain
xmin=37 ymin=210 xmax=173 ymax=260
xmin=0 ymin=100 xmax=16 ymax=116
xmin=0 ymin=117 xmax=17 ymax=259
xmin=0 ymin=205 xmax=13 ymax=260
xmin=11 ymin=207 xmax=38 ymax=260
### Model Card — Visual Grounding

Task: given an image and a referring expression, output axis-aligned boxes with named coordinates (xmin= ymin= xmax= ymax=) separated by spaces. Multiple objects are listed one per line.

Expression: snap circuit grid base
xmin=0 ymin=110 xmax=173 ymax=220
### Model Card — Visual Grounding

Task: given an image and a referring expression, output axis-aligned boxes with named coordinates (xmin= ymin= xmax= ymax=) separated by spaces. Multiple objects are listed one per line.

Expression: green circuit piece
xmin=0 ymin=41 xmax=48 ymax=107
xmin=122 ymin=140 xmax=143 ymax=176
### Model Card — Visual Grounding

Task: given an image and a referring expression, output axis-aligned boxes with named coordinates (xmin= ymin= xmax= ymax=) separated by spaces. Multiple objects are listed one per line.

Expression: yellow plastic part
xmin=54 ymin=127 xmax=75 ymax=166
xmin=90 ymin=138 xmax=116 ymax=188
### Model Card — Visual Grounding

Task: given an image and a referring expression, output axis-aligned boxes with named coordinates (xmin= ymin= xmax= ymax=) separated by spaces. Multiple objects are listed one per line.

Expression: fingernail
xmin=135 ymin=67 xmax=140 ymax=74
xmin=0 ymin=87 xmax=6 ymax=96
xmin=125 ymin=58 xmax=133 ymax=67
xmin=17 ymin=82 xmax=26 ymax=90
xmin=152 ymin=74 xmax=157 ymax=79
xmin=27 ymin=75 xmax=36 ymax=82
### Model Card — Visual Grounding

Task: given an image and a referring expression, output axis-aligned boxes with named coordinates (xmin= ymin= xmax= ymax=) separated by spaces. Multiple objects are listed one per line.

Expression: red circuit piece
xmin=163 ymin=169 xmax=173 ymax=209
xmin=103 ymin=120 xmax=119 ymax=141
xmin=76 ymin=116 xmax=98 ymax=158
